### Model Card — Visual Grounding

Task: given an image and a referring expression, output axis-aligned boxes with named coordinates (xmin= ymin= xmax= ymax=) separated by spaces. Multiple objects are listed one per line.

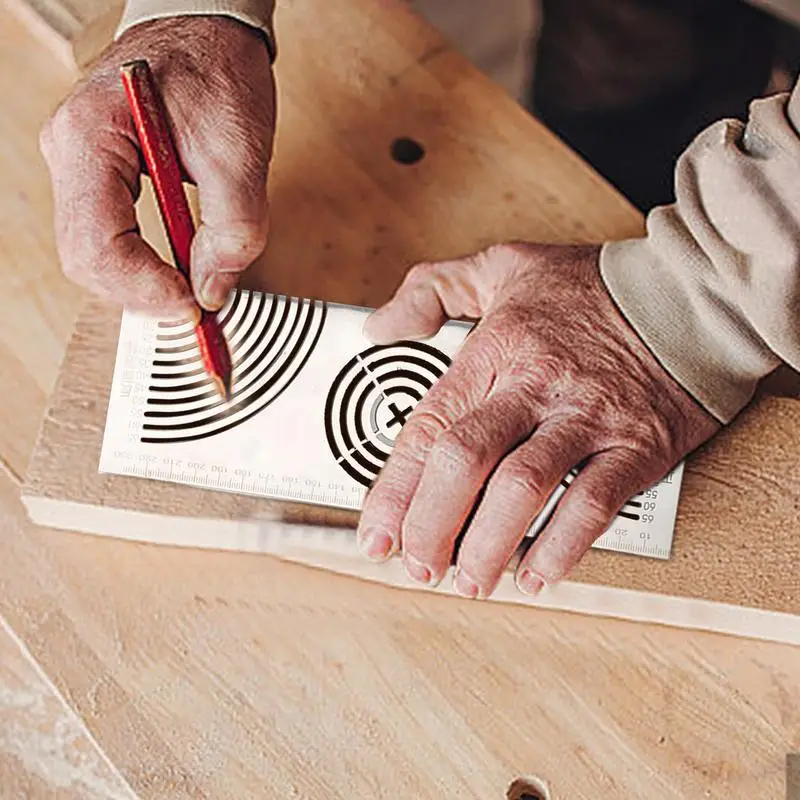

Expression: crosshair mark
xmin=324 ymin=341 xmax=451 ymax=487
xmin=386 ymin=400 xmax=413 ymax=428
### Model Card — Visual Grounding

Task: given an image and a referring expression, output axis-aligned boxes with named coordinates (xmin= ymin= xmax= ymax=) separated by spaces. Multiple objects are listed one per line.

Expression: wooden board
xmin=20 ymin=0 xmax=800 ymax=645
xmin=4 ymin=2 xmax=800 ymax=798
xmin=9 ymin=465 xmax=800 ymax=799
xmin=21 ymin=299 xmax=800 ymax=645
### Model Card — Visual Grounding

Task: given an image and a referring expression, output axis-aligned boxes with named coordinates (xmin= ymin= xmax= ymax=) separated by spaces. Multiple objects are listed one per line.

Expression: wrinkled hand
xmin=357 ymin=243 xmax=720 ymax=598
xmin=40 ymin=17 xmax=275 ymax=314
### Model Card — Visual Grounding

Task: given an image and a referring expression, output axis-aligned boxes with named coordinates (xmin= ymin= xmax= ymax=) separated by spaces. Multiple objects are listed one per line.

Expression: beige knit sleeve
xmin=600 ymin=80 xmax=800 ymax=424
xmin=115 ymin=0 xmax=276 ymax=51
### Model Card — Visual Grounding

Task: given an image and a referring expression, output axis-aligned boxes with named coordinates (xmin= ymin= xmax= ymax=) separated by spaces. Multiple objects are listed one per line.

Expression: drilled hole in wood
xmin=507 ymin=776 xmax=550 ymax=800
xmin=390 ymin=137 xmax=425 ymax=165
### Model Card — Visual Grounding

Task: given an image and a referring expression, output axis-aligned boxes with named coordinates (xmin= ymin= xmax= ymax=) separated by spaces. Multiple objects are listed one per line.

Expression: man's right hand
xmin=40 ymin=16 xmax=276 ymax=315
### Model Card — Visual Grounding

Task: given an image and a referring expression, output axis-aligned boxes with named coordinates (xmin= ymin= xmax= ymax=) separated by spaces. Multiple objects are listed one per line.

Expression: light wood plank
xmin=22 ymin=298 xmax=800 ymax=644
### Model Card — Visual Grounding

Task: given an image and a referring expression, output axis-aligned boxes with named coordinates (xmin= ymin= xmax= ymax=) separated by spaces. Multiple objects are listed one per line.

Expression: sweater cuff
xmin=599 ymin=234 xmax=779 ymax=424
xmin=598 ymin=86 xmax=800 ymax=426
xmin=116 ymin=0 xmax=276 ymax=60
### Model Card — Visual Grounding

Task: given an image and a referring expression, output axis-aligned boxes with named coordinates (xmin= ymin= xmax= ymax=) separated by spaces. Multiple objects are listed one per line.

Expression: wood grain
xmin=0 ymin=0 xmax=85 ymax=482
xmin=3 ymin=1 xmax=800 ymax=798
xmin=0 ymin=618 xmax=136 ymax=800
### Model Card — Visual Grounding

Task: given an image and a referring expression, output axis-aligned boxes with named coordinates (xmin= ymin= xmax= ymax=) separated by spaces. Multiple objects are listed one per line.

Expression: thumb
xmin=364 ymin=251 xmax=498 ymax=344
xmin=189 ymin=154 xmax=270 ymax=310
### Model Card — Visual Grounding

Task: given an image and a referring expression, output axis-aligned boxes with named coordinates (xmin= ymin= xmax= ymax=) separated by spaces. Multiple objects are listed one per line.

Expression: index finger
xmin=41 ymin=104 xmax=195 ymax=314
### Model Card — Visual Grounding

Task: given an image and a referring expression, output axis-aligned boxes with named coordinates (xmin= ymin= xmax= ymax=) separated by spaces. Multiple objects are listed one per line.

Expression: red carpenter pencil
xmin=120 ymin=59 xmax=233 ymax=401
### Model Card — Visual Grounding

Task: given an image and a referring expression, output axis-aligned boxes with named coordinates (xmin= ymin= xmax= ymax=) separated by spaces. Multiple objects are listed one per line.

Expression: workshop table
xmin=1 ymin=1 xmax=799 ymax=798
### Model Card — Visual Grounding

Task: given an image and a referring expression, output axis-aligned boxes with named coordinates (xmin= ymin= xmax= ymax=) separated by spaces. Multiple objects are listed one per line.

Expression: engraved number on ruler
xmin=594 ymin=484 xmax=670 ymax=558
xmin=113 ymin=451 xmax=363 ymax=506
xmin=110 ymin=449 xmax=676 ymax=557
xmin=119 ymin=319 xmax=158 ymax=444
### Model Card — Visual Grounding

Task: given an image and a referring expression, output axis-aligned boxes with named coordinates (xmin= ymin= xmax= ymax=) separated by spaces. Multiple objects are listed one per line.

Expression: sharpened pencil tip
xmin=194 ymin=312 xmax=233 ymax=402
xmin=210 ymin=372 xmax=233 ymax=403
xmin=221 ymin=368 xmax=233 ymax=402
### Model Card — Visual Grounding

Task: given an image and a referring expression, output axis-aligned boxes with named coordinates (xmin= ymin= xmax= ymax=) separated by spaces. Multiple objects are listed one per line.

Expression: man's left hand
xmin=356 ymin=243 xmax=720 ymax=598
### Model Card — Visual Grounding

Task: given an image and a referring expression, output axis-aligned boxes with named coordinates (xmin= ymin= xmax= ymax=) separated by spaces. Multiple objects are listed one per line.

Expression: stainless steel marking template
xmin=99 ymin=290 xmax=685 ymax=559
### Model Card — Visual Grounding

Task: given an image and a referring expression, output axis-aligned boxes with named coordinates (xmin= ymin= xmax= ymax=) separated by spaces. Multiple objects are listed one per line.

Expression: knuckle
xmin=484 ymin=241 xmax=532 ymax=269
xmin=63 ymin=252 xmax=102 ymax=287
xmin=430 ymin=427 xmax=487 ymax=474
xmin=224 ymin=221 xmax=269 ymax=260
xmin=497 ymin=240 xmax=528 ymax=259
xmin=531 ymin=352 xmax=566 ymax=388
xmin=571 ymin=394 xmax=609 ymax=422
xmin=362 ymin=483 xmax=405 ymax=525
xmin=47 ymin=96 xmax=92 ymax=145
xmin=397 ymin=410 xmax=445 ymax=457
xmin=207 ymin=124 xmax=268 ymax=178
xmin=400 ymin=518 xmax=429 ymax=548
xmin=624 ymin=436 xmax=662 ymax=467
xmin=246 ymin=220 xmax=270 ymax=252
xmin=462 ymin=543 xmax=511 ymax=583
xmin=60 ymin=256 xmax=83 ymax=282
xmin=406 ymin=262 xmax=436 ymax=286
xmin=573 ymin=483 xmax=616 ymax=525
xmin=627 ymin=418 xmax=675 ymax=460
xmin=131 ymin=276 xmax=178 ymax=309
xmin=482 ymin=243 xmax=508 ymax=262
xmin=528 ymin=542 xmax=574 ymax=584
xmin=63 ymin=238 xmax=122 ymax=290
xmin=495 ymin=459 xmax=549 ymax=499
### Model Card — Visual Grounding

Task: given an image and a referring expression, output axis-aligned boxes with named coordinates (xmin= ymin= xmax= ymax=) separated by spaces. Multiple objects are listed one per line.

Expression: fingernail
xmin=197 ymin=273 xmax=227 ymax=312
xmin=404 ymin=554 xmax=432 ymax=584
xmin=359 ymin=530 xmax=394 ymax=561
xmin=453 ymin=567 xmax=480 ymax=599
xmin=517 ymin=569 xmax=545 ymax=596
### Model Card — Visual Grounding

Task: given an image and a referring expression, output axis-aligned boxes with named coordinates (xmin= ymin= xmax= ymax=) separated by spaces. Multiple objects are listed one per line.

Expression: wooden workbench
xmin=1 ymin=2 xmax=798 ymax=797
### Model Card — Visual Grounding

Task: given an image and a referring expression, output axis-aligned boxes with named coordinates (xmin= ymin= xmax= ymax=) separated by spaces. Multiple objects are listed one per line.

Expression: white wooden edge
xmin=20 ymin=494 xmax=800 ymax=647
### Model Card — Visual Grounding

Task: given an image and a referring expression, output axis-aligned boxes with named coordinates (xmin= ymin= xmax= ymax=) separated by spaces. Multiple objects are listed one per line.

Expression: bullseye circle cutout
xmin=324 ymin=341 xmax=451 ymax=487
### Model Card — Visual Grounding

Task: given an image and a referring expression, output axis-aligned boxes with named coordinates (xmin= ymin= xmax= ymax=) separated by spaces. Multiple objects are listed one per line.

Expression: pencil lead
xmin=211 ymin=372 xmax=232 ymax=403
